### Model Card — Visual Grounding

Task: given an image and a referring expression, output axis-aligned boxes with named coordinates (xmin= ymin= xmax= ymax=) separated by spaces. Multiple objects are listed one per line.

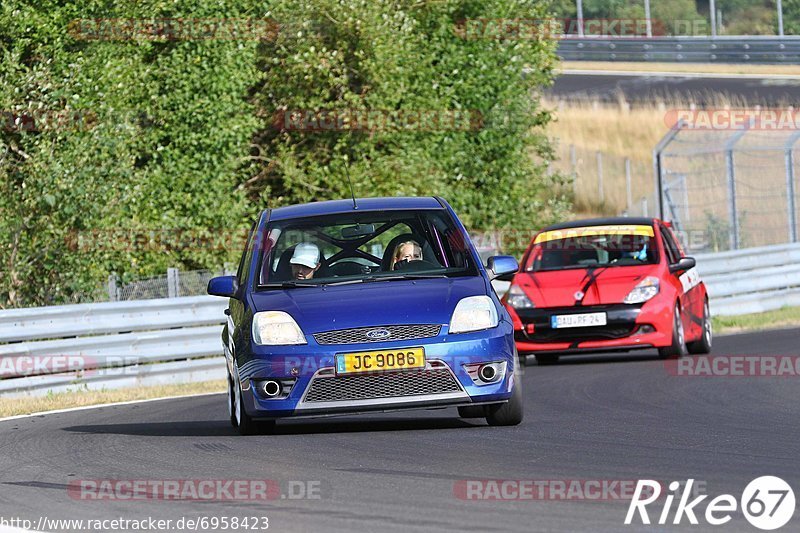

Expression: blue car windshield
xmin=256 ymin=209 xmax=478 ymax=287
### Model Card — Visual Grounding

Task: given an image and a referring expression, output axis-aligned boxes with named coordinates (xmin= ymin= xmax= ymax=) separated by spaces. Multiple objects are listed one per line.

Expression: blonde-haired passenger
xmin=390 ymin=240 xmax=422 ymax=270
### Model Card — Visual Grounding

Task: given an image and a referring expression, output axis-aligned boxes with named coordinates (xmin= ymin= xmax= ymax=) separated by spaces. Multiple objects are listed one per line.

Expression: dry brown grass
xmin=545 ymin=99 xmax=671 ymax=214
xmin=0 ymin=380 xmax=226 ymax=418
xmin=544 ymin=93 xmax=764 ymax=216
xmin=547 ymin=100 xmax=670 ymax=161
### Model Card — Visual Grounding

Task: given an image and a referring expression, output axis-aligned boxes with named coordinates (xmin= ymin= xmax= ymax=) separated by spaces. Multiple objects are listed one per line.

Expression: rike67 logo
xmin=625 ymin=477 xmax=795 ymax=530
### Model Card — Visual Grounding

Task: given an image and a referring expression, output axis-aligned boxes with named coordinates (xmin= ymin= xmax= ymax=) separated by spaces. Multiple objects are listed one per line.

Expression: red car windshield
xmin=525 ymin=229 xmax=659 ymax=272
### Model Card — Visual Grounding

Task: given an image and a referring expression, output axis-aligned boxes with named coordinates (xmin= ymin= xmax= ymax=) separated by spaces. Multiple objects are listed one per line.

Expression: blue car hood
xmin=249 ymin=276 xmax=488 ymax=334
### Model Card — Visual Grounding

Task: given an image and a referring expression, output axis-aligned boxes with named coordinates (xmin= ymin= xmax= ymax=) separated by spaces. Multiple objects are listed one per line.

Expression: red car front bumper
xmin=508 ymin=296 xmax=675 ymax=354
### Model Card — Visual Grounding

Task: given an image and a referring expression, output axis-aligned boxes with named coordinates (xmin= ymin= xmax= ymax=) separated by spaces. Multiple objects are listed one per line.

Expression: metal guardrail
xmin=2 ymin=244 xmax=799 ymax=397
xmin=695 ymin=242 xmax=800 ymax=316
xmin=0 ymin=296 xmax=227 ymax=397
xmin=557 ymin=37 xmax=800 ymax=63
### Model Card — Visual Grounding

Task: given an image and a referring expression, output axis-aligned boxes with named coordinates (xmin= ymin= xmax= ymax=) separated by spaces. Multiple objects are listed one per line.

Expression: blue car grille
xmin=313 ymin=324 xmax=441 ymax=345
xmin=303 ymin=369 xmax=461 ymax=403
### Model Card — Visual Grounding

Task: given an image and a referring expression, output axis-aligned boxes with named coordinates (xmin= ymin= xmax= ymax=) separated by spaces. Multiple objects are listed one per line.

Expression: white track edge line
xmin=0 ymin=391 xmax=225 ymax=423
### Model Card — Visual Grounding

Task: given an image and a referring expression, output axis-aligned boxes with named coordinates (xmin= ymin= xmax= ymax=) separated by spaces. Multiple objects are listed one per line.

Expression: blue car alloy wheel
xmin=207 ymin=196 xmax=523 ymax=435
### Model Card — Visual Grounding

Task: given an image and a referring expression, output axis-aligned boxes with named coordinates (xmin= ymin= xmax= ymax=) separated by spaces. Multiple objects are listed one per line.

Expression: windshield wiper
xmin=261 ymin=274 xmax=449 ymax=289
xmin=365 ymin=274 xmax=449 ymax=282
xmin=320 ymin=274 xmax=449 ymax=286
xmin=259 ymin=281 xmax=319 ymax=289
xmin=319 ymin=279 xmax=366 ymax=286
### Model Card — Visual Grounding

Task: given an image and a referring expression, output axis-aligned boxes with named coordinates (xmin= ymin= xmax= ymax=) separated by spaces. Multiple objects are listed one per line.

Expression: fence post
xmin=570 ymin=144 xmax=578 ymax=196
xmin=596 ymin=151 xmax=604 ymax=203
xmin=625 ymin=158 xmax=632 ymax=214
xmin=107 ymin=274 xmax=118 ymax=302
xmin=723 ymin=127 xmax=749 ymax=250
xmin=785 ymin=133 xmax=800 ymax=243
xmin=725 ymin=149 xmax=739 ymax=250
xmin=653 ymin=121 xmax=684 ymax=220
xmin=167 ymin=268 xmax=179 ymax=298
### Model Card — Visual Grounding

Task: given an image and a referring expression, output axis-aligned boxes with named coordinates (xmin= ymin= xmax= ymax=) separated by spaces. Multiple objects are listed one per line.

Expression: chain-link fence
xmin=656 ymin=123 xmax=800 ymax=253
xmin=552 ymin=143 xmax=657 ymax=217
xmin=106 ymin=267 xmax=236 ymax=302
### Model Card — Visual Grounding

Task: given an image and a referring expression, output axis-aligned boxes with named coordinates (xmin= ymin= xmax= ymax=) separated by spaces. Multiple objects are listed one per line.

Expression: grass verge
xmin=560 ymin=61 xmax=800 ymax=76
xmin=713 ymin=306 xmax=800 ymax=336
xmin=0 ymin=379 xmax=226 ymax=419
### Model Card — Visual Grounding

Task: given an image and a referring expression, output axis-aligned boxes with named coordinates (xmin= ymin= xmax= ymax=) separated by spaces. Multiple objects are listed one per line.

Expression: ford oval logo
xmin=366 ymin=328 xmax=391 ymax=340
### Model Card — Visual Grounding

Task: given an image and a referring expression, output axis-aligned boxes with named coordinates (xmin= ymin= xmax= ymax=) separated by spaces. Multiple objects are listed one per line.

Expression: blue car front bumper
xmin=230 ymin=323 xmax=517 ymax=419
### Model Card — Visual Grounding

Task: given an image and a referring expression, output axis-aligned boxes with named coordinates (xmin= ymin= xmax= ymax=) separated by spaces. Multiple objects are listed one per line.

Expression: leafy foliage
xmin=1 ymin=0 xmax=566 ymax=308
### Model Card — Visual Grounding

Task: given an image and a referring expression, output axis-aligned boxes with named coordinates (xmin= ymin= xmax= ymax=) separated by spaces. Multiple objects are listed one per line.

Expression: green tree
xmin=781 ymin=0 xmax=800 ymax=34
xmin=0 ymin=1 xmax=261 ymax=307
xmin=1 ymin=0 xmax=566 ymax=307
xmin=250 ymin=0 xmax=567 ymax=240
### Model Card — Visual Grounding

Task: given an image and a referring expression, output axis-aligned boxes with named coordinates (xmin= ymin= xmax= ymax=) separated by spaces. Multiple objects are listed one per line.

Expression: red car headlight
xmin=623 ymin=276 xmax=660 ymax=304
xmin=507 ymin=285 xmax=535 ymax=309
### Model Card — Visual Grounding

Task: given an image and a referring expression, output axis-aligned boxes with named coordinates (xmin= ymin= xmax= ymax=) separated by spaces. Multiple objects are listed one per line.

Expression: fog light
xmin=254 ymin=378 xmax=296 ymax=399
xmin=261 ymin=380 xmax=281 ymax=397
xmin=479 ymin=364 xmax=497 ymax=382
xmin=463 ymin=361 xmax=507 ymax=385
xmin=638 ymin=325 xmax=655 ymax=334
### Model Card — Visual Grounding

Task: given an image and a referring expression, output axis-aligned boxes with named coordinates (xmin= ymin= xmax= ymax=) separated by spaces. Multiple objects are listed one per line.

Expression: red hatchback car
xmin=502 ymin=217 xmax=712 ymax=364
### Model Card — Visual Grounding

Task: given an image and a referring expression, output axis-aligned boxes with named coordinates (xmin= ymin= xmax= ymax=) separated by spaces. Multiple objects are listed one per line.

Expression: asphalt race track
xmin=1 ymin=328 xmax=799 ymax=532
xmin=549 ymin=73 xmax=800 ymax=106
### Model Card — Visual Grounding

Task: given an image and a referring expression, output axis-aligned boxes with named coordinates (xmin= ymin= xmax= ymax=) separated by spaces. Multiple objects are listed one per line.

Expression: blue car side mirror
xmin=207 ymin=275 xmax=238 ymax=298
xmin=486 ymin=255 xmax=519 ymax=281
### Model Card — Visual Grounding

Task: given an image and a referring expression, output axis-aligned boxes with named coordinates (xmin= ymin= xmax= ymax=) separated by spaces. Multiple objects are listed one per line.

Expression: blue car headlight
xmin=252 ymin=311 xmax=307 ymax=345
xmin=449 ymin=296 xmax=499 ymax=334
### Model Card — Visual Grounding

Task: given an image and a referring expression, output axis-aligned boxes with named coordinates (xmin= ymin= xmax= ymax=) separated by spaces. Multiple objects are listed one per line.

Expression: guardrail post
xmin=167 ymin=268 xmax=179 ymax=298
xmin=596 ymin=151 xmax=604 ymax=203
xmin=107 ymin=274 xmax=118 ymax=302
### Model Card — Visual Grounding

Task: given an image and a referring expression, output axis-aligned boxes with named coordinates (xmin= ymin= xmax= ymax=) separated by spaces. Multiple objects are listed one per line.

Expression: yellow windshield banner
xmin=534 ymin=225 xmax=655 ymax=244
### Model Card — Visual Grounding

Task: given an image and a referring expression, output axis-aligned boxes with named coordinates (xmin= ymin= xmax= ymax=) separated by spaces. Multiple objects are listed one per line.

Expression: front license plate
xmin=335 ymin=347 xmax=426 ymax=375
xmin=551 ymin=312 xmax=607 ymax=329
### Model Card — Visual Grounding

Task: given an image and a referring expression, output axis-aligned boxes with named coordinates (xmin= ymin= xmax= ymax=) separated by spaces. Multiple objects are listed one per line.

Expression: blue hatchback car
xmin=208 ymin=197 xmax=522 ymax=434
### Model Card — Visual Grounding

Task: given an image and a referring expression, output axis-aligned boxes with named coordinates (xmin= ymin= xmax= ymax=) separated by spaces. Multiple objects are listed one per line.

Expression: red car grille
xmin=518 ymin=324 xmax=638 ymax=343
